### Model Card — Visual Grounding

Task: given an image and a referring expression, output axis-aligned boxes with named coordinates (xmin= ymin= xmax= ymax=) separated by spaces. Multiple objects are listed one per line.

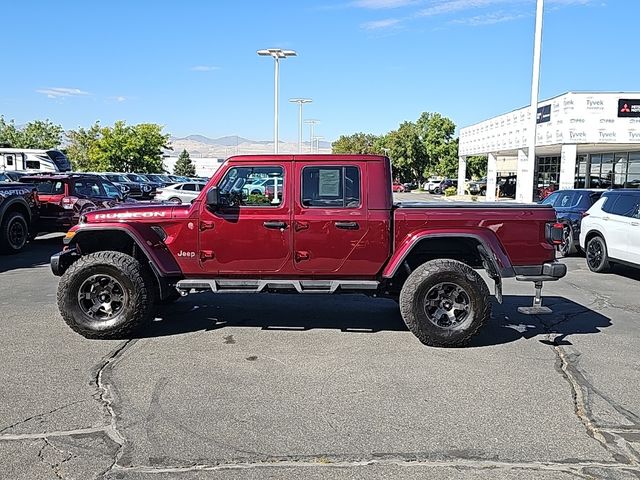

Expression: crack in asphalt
xmin=535 ymin=309 xmax=640 ymax=467
xmin=0 ymin=399 xmax=88 ymax=434
xmin=92 ymin=339 xmax=138 ymax=479
xmin=566 ymin=281 xmax=640 ymax=314
xmin=111 ymin=456 xmax=638 ymax=477
xmin=38 ymin=438 xmax=75 ymax=479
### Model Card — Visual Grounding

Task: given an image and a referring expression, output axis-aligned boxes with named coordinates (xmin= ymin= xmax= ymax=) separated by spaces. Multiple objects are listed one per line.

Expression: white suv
xmin=580 ymin=190 xmax=640 ymax=273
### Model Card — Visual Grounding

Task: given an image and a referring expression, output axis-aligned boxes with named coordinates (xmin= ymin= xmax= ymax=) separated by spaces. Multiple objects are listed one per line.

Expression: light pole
xmin=519 ymin=0 xmax=544 ymax=203
xmin=304 ymin=119 xmax=319 ymax=153
xmin=289 ymin=98 xmax=312 ymax=153
xmin=313 ymin=136 xmax=325 ymax=153
xmin=257 ymin=48 xmax=297 ymax=154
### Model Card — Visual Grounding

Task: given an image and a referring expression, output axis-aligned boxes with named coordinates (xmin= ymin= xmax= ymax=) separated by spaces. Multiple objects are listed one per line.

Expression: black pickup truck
xmin=0 ymin=182 xmax=39 ymax=253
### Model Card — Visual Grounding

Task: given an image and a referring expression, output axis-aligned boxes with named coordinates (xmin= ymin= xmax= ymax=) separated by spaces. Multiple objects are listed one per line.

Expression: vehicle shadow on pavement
xmin=0 ymin=235 xmax=63 ymax=273
xmin=142 ymin=294 xmax=408 ymax=337
xmin=139 ymin=293 xmax=611 ymax=348
xmin=471 ymin=295 xmax=612 ymax=348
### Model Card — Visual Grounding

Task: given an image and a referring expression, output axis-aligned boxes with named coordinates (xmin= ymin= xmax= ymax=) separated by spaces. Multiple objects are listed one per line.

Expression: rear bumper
xmin=514 ymin=262 xmax=567 ymax=282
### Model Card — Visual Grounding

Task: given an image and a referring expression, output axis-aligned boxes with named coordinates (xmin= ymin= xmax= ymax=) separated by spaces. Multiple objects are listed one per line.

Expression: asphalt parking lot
xmin=1 ymin=233 xmax=640 ymax=480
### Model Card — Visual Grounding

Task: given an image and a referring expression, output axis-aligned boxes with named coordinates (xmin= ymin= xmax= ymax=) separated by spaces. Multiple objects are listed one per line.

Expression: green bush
xmin=444 ymin=186 xmax=457 ymax=196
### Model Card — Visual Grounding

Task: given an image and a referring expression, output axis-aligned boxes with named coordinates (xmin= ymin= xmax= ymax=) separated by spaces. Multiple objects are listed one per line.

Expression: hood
xmin=82 ymin=203 xmax=176 ymax=223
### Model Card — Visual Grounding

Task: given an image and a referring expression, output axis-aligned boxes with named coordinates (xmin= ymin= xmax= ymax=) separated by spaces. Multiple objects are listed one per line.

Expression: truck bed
xmin=395 ymin=201 xmax=550 ymax=209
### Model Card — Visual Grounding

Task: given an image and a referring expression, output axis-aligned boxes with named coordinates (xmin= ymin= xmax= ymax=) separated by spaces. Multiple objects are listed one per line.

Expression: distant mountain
xmin=173 ymin=135 xmax=271 ymax=147
xmin=167 ymin=134 xmax=332 ymax=158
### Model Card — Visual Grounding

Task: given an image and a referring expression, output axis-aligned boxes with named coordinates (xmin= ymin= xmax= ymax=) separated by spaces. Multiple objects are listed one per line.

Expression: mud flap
xmin=494 ymin=276 xmax=503 ymax=304
xmin=518 ymin=281 xmax=552 ymax=315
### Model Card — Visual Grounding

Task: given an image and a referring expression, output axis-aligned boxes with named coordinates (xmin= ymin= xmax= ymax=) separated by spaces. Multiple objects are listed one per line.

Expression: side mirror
xmin=206 ymin=186 xmax=221 ymax=210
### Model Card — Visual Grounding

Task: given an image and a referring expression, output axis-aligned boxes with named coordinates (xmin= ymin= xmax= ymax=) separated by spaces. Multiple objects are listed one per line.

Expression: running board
xmin=176 ymin=279 xmax=379 ymax=294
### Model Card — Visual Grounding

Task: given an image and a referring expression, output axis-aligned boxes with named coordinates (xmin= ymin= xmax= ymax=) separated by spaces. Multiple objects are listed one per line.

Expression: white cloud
xmin=361 ymin=17 xmax=402 ymax=29
xmin=450 ymin=10 xmax=527 ymax=25
xmin=417 ymin=0 xmax=512 ymax=17
xmin=36 ymin=87 xmax=90 ymax=99
xmin=191 ymin=65 xmax=220 ymax=72
xmin=108 ymin=96 xmax=128 ymax=102
xmin=353 ymin=0 xmax=417 ymax=8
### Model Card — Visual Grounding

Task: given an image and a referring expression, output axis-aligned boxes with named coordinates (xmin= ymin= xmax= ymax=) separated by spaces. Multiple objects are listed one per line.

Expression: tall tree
xmin=416 ymin=112 xmax=457 ymax=178
xmin=381 ymin=122 xmax=427 ymax=183
xmin=466 ymin=155 xmax=488 ymax=179
xmin=18 ymin=119 xmax=64 ymax=149
xmin=174 ymin=149 xmax=196 ymax=176
xmin=66 ymin=122 xmax=103 ymax=171
xmin=0 ymin=116 xmax=20 ymax=147
xmin=332 ymin=133 xmax=382 ymax=154
xmin=66 ymin=121 xmax=170 ymax=173
xmin=0 ymin=117 xmax=63 ymax=149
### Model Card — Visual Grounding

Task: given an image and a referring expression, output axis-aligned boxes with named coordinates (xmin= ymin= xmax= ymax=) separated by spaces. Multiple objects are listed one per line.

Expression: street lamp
xmin=257 ymin=48 xmax=297 ymax=154
xmin=304 ymin=119 xmax=319 ymax=153
xmin=289 ymin=98 xmax=312 ymax=153
xmin=313 ymin=136 xmax=325 ymax=153
xmin=520 ymin=0 xmax=544 ymax=203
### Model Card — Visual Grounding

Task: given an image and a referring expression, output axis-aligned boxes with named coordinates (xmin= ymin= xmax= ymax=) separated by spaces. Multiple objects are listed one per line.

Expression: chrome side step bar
xmin=176 ymin=279 xmax=379 ymax=294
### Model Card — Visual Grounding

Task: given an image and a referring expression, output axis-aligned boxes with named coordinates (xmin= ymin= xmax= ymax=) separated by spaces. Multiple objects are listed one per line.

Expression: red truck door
xmin=198 ymin=162 xmax=292 ymax=274
xmin=292 ymin=162 xmax=370 ymax=274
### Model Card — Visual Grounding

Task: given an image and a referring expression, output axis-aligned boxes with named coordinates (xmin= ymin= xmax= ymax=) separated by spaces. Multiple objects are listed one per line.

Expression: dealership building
xmin=457 ymin=92 xmax=640 ymax=201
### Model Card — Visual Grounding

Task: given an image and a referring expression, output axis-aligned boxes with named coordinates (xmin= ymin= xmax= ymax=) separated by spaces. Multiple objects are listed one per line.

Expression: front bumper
xmin=514 ymin=262 xmax=567 ymax=282
xmin=51 ymin=248 xmax=79 ymax=276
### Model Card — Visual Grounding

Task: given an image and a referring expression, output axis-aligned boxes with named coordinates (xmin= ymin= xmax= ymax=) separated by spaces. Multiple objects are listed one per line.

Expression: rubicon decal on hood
xmin=94 ymin=211 xmax=168 ymax=220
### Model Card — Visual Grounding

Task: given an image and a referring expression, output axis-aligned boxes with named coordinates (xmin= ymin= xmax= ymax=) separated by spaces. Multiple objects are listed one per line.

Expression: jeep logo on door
xmin=618 ymin=99 xmax=640 ymax=118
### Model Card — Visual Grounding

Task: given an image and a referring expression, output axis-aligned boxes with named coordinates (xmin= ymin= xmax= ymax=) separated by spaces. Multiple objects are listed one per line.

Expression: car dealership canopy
xmin=457 ymin=92 xmax=640 ymax=201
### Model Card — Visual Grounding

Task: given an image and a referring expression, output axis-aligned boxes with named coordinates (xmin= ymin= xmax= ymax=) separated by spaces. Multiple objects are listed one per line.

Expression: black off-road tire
xmin=0 ymin=211 xmax=29 ymax=254
xmin=586 ymin=236 xmax=611 ymax=273
xmin=399 ymin=259 xmax=491 ymax=347
xmin=57 ymin=251 xmax=157 ymax=339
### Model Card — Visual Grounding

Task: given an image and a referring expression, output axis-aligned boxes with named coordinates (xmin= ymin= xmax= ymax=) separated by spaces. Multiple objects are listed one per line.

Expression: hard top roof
xmin=225 ymin=154 xmax=388 ymax=162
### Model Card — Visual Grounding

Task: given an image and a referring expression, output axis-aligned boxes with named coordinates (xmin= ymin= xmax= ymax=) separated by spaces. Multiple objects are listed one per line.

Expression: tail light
xmin=156 ymin=190 xmax=163 ymax=195
xmin=582 ymin=211 xmax=590 ymax=218
xmin=545 ymin=222 xmax=564 ymax=245
xmin=61 ymin=196 xmax=79 ymax=210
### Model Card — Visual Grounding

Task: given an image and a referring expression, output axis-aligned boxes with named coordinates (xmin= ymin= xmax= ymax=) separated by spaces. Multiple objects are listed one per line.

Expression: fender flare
xmin=382 ymin=230 xmax=515 ymax=279
xmin=67 ymin=224 xmax=182 ymax=277
xmin=0 ymin=196 xmax=33 ymax=224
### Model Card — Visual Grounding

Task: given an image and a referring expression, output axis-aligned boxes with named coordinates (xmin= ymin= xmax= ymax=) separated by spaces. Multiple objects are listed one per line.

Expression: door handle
xmin=295 ymin=251 xmax=310 ymax=262
xmin=602 ymin=217 xmax=610 ymax=221
xmin=334 ymin=221 xmax=359 ymax=230
xmin=632 ymin=222 xmax=640 ymax=226
xmin=263 ymin=221 xmax=287 ymax=230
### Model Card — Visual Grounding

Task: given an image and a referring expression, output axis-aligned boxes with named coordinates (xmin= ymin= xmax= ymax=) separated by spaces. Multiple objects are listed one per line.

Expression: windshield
xmin=126 ymin=173 xmax=147 ymax=182
xmin=145 ymin=174 xmax=163 ymax=182
xmin=106 ymin=174 xmax=128 ymax=183
xmin=46 ymin=150 xmax=71 ymax=171
xmin=0 ymin=173 xmax=8 ymax=182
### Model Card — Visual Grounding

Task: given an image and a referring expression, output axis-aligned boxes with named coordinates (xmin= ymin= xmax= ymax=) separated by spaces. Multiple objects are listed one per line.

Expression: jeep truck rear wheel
xmin=57 ymin=251 xmax=157 ymax=339
xmin=399 ymin=259 xmax=491 ymax=347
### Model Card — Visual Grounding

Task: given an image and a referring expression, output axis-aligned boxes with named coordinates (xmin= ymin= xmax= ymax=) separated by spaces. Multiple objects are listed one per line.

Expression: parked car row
xmin=544 ymin=188 xmax=640 ymax=274
xmin=0 ymin=170 xmax=209 ymax=253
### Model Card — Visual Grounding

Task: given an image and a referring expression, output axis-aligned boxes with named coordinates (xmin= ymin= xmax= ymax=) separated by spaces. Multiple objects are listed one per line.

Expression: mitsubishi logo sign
xmin=618 ymin=99 xmax=640 ymax=117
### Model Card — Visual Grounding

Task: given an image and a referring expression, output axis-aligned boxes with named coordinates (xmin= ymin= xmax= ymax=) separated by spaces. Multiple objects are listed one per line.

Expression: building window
xmin=535 ymin=156 xmax=560 ymax=189
xmin=628 ymin=153 xmax=640 ymax=189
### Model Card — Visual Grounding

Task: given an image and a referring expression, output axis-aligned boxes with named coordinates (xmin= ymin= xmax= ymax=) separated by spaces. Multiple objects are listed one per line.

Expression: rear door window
xmin=182 ymin=183 xmax=197 ymax=192
xmin=609 ymin=194 xmax=640 ymax=218
xmin=72 ymin=179 xmax=105 ymax=197
xmin=301 ymin=166 xmax=360 ymax=208
xmin=32 ymin=180 xmax=65 ymax=194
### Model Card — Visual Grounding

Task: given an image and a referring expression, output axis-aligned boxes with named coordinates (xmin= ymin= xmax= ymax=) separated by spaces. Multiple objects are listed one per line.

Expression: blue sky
xmin=1 ymin=0 xmax=636 ymax=143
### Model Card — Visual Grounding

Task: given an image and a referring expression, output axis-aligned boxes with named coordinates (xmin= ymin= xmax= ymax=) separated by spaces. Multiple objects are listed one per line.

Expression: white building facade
xmin=457 ymin=92 xmax=640 ymax=202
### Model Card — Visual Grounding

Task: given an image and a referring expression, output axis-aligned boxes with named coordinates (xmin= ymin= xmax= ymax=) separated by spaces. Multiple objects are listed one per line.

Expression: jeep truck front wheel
xmin=399 ymin=259 xmax=491 ymax=347
xmin=57 ymin=251 xmax=157 ymax=339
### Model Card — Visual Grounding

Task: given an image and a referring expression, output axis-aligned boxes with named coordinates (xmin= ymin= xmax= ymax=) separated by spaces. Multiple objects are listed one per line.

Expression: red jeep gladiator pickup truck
xmin=51 ymin=155 xmax=566 ymax=347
